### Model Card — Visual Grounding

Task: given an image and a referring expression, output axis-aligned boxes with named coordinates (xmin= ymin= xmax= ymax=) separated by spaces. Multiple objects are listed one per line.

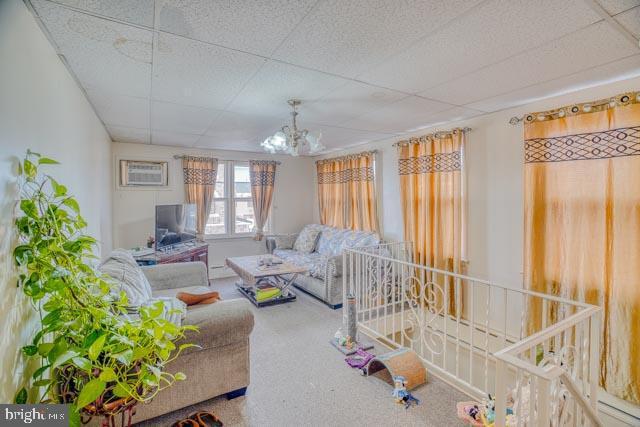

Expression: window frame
xmin=205 ymin=160 xmax=269 ymax=239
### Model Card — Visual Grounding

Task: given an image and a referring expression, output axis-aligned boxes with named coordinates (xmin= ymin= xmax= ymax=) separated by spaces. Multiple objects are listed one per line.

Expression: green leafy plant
xmin=13 ymin=151 xmax=196 ymax=426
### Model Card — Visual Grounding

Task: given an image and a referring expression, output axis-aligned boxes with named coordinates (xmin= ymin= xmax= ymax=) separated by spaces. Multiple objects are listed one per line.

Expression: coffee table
xmin=225 ymin=255 xmax=307 ymax=307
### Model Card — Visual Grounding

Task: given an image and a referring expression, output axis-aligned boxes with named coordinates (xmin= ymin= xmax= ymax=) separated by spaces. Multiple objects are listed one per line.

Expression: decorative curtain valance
xmin=523 ymin=91 xmax=640 ymax=404
xmin=316 ymin=151 xmax=379 ymax=232
xmin=182 ymin=156 xmax=218 ymax=236
xmin=249 ymin=160 xmax=277 ymax=241
xmin=397 ymin=129 xmax=467 ymax=314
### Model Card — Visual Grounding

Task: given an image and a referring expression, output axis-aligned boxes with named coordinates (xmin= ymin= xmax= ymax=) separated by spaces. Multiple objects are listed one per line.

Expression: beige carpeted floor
xmin=136 ymin=277 xmax=467 ymax=427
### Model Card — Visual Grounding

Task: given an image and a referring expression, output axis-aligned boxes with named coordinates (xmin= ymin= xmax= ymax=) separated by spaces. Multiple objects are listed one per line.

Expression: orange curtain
xmin=524 ymin=92 xmax=640 ymax=404
xmin=249 ymin=160 xmax=277 ymax=241
xmin=398 ymin=130 xmax=467 ymax=314
xmin=316 ymin=152 xmax=379 ymax=232
xmin=182 ymin=156 xmax=218 ymax=236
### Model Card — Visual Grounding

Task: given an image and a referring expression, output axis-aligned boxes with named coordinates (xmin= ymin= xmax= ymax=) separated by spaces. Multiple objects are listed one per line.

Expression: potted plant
xmin=13 ymin=151 xmax=196 ymax=427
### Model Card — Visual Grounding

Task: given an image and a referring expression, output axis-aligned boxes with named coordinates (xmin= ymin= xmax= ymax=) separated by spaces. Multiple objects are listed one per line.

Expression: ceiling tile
xmin=32 ymin=0 xmax=152 ymax=97
xmin=151 ymin=130 xmax=200 ymax=147
xmin=204 ymin=111 xmax=284 ymax=144
xmin=151 ymin=101 xmax=221 ymax=134
xmin=152 ymin=32 xmax=266 ymax=109
xmin=48 ymin=0 xmax=154 ymax=27
xmin=359 ymin=0 xmax=601 ymax=93
xmin=106 ymin=125 xmax=150 ymax=144
xmin=340 ymin=96 xmax=455 ymax=133
xmin=305 ymin=125 xmax=392 ymax=150
xmin=156 ymin=0 xmax=316 ymax=56
xmin=195 ymin=136 xmax=263 ymax=152
xmin=597 ymin=0 xmax=640 ymax=15
xmin=302 ymin=81 xmax=407 ymax=126
xmin=226 ymin=61 xmax=348 ymax=116
xmin=273 ymin=0 xmax=483 ymax=78
xmin=400 ymin=106 xmax=484 ymax=132
xmin=421 ymin=22 xmax=639 ymax=106
xmin=87 ymin=90 xmax=149 ymax=128
xmin=467 ymin=54 xmax=640 ymax=112
xmin=614 ymin=6 xmax=640 ymax=37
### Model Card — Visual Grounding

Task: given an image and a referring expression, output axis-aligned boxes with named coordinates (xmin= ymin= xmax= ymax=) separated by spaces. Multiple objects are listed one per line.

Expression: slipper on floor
xmin=189 ymin=411 xmax=223 ymax=427
xmin=172 ymin=418 xmax=200 ymax=427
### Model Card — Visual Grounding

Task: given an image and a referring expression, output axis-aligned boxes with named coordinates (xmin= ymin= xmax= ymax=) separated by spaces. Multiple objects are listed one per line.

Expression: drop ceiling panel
xmin=421 ymin=22 xmax=639 ymax=106
xmin=106 ymin=125 xmax=150 ymax=144
xmin=204 ymin=111 xmax=283 ymax=143
xmin=341 ymin=96 xmax=456 ymax=134
xmin=615 ymin=6 xmax=640 ymax=37
xmin=151 ymin=101 xmax=221 ymax=134
xmin=226 ymin=61 xmax=348 ymax=116
xmin=156 ymin=0 xmax=316 ymax=56
xmin=596 ymin=0 xmax=640 ymax=15
xmin=467 ymin=54 xmax=640 ymax=112
xmin=400 ymin=106 xmax=484 ymax=132
xmin=152 ymin=32 xmax=266 ymax=109
xmin=194 ymin=136 xmax=263 ymax=152
xmin=306 ymin=125 xmax=392 ymax=150
xmin=48 ymin=0 xmax=154 ymax=27
xmin=151 ymin=130 xmax=200 ymax=147
xmin=302 ymin=81 xmax=407 ymax=126
xmin=273 ymin=0 xmax=483 ymax=78
xmin=87 ymin=90 xmax=149 ymax=128
xmin=32 ymin=0 xmax=152 ymax=98
xmin=359 ymin=0 xmax=601 ymax=94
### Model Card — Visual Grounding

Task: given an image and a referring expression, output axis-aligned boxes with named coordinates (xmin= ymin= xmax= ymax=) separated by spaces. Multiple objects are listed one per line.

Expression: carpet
xmin=135 ymin=277 xmax=467 ymax=427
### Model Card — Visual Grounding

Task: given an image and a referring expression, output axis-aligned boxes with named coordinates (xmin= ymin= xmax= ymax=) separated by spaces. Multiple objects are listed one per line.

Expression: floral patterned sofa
xmin=266 ymin=224 xmax=380 ymax=308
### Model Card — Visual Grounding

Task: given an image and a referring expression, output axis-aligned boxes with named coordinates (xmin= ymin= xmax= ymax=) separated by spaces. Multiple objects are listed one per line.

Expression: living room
xmin=1 ymin=0 xmax=640 ymax=426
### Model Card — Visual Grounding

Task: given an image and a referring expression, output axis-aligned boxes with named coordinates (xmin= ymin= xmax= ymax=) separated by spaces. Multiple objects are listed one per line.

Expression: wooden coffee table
xmin=225 ymin=255 xmax=307 ymax=307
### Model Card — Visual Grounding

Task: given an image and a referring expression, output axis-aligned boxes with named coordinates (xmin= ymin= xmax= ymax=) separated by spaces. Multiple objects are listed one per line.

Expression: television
xmin=155 ymin=204 xmax=197 ymax=250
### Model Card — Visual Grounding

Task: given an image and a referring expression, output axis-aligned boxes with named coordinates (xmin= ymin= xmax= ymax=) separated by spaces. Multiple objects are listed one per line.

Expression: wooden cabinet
xmin=138 ymin=243 xmax=209 ymax=278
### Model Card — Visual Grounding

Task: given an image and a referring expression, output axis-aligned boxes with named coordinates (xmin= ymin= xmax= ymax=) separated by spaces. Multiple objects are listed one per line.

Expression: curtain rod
xmin=393 ymin=127 xmax=471 ymax=146
xmin=508 ymin=91 xmax=640 ymax=125
xmin=173 ymin=154 xmax=281 ymax=164
xmin=315 ymin=150 xmax=378 ymax=164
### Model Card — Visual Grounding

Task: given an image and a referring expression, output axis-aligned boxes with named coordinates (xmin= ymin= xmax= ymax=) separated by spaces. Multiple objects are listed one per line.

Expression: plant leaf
xmin=33 ymin=379 xmax=54 ymax=387
xmin=38 ymin=157 xmax=59 ymax=165
xmin=71 ymin=357 xmax=92 ymax=372
xmin=88 ymin=335 xmax=106 ymax=361
xmin=112 ymin=383 xmax=130 ymax=398
xmin=22 ymin=345 xmax=37 ymax=356
xmin=76 ymin=379 xmax=105 ymax=409
xmin=63 ymin=198 xmax=80 ymax=214
xmin=68 ymin=405 xmax=80 ymax=427
xmin=98 ymin=367 xmax=117 ymax=382
xmin=112 ymin=349 xmax=133 ymax=365
xmin=174 ymin=372 xmax=186 ymax=381
xmin=52 ymin=350 xmax=79 ymax=369
xmin=32 ymin=364 xmax=50 ymax=379
xmin=14 ymin=388 xmax=27 ymax=404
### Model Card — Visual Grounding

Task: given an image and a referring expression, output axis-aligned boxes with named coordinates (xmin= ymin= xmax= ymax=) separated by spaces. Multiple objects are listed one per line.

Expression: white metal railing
xmin=343 ymin=242 xmax=602 ymax=427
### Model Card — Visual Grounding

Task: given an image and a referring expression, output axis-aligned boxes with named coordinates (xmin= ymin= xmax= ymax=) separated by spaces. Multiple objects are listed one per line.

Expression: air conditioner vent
xmin=120 ymin=160 xmax=168 ymax=187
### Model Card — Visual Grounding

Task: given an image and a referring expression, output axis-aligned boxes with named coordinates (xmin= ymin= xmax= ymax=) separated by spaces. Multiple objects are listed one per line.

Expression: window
xmin=205 ymin=161 xmax=264 ymax=237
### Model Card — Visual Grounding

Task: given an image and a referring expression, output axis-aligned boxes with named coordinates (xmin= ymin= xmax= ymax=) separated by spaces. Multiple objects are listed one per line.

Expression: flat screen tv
xmin=155 ymin=204 xmax=197 ymax=250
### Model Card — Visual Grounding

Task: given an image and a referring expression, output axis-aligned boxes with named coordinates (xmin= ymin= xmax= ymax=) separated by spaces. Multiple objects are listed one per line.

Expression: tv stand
xmin=134 ymin=242 xmax=209 ymax=278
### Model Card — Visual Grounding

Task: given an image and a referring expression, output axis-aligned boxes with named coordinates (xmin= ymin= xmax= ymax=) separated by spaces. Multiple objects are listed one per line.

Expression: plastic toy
xmin=392 ymin=375 xmax=420 ymax=409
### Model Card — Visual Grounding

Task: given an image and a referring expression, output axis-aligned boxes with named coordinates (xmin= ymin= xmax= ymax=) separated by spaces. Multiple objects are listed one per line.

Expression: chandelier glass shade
xmin=261 ymin=99 xmax=324 ymax=156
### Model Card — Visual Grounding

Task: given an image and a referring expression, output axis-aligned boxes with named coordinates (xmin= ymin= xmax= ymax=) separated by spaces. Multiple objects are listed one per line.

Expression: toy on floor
xmin=334 ymin=329 xmax=355 ymax=350
xmin=345 ymin=348 xmax=375 ymax=374
xmin=392 ymin=375 xmax=420 ymax=409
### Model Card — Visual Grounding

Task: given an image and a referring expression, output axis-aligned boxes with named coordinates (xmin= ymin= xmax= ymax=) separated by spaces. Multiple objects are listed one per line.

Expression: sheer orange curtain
xmin=398 ymin=130 xmax=467 ymax=313
xmin=182 ymin=156 xmax=218 ymax=236
xmin=249 ymin=160 xmax=277 ymax=241
xmin=524 ymin=92 xmax=640 ymax=404
xmin=316 ymin=152 xmax=379 ymax=232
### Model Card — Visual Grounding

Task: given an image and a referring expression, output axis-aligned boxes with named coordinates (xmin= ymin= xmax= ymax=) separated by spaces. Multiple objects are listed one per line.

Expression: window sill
xmin=204 ymin=234 xmax=258 ymax=242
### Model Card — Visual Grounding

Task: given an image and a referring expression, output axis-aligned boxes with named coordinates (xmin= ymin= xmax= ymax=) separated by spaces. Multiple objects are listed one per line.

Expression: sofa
xmin=100 ymin=261 xmax=255 ymax=424
xmin=266 ymin=224 xmax=380 ymax=308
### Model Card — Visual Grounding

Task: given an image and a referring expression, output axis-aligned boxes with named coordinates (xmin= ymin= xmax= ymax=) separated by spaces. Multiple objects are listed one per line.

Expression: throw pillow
xmin=293 ymin=228 xmax=321 ymax=253
xmin=273 ymin=234 xmax=297 ymax=249
xmin=99 ymin=249 xmax=153 ymax=306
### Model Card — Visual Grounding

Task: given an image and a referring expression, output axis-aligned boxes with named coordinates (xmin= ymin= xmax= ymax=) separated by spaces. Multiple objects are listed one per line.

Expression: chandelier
xmin=261 ymin=99 xmax=324 ymax=156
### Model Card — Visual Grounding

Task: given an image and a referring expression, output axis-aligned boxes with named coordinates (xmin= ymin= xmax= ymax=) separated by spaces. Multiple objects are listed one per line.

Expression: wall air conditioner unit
xmin=120 ymin=160 xmax=168 ymax=187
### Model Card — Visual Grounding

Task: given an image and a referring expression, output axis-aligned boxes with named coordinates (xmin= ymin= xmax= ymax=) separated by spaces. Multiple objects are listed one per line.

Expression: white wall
xmin=0 ymin=0 xmax=113 ymax=402
xmin=111 ymin=142 xmax=316 ymax=277
xmin=314 ymin=75 xmax=640 ymax=289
